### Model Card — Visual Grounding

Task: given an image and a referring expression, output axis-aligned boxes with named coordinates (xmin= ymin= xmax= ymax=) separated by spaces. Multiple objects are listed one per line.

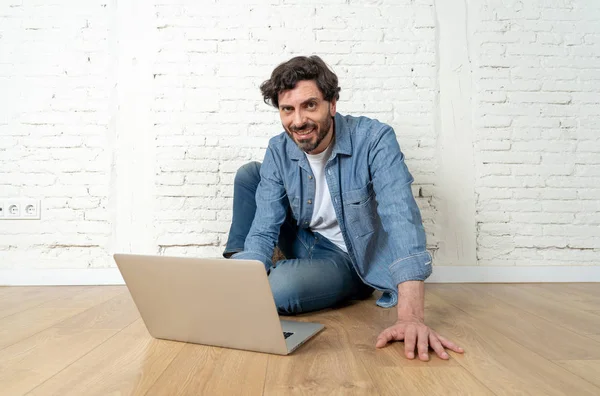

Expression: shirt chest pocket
xmin=342 ymin=181 xmax=379 ymax=238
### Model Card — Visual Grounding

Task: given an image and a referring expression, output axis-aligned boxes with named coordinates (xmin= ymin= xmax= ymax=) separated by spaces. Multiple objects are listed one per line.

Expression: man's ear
xmin=329 ymin=99 xmax=337 ymax=117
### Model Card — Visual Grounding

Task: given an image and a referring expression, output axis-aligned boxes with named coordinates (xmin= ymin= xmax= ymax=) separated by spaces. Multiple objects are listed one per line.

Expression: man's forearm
xmin=396 ymin=280 xmax=425 ymax=321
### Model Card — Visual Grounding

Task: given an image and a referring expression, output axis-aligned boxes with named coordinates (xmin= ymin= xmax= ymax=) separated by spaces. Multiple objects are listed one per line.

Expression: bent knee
xmin=234 ymin=161 xmax=261 ymax=186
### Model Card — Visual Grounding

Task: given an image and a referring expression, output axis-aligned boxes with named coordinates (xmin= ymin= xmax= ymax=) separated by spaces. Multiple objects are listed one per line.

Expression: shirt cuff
xmin=389 ymin=251 xmax=433 ymax=285
xmin=231 ymin=251 xmax=274 ymax=273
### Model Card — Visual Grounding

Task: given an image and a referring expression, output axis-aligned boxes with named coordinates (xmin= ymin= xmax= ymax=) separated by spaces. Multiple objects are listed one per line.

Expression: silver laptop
xmin=113 ymin=253 xmax=324 ymax=355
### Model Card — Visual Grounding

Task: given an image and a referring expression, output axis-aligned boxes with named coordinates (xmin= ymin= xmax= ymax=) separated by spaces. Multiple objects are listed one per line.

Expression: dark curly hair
xmin=259 ymin=55 xmax=341 ymax=108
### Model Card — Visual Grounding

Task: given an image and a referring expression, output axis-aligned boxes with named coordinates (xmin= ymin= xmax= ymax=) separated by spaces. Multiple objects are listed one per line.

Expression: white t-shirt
xmin=305 ymin=144 xmax=348 ymax=252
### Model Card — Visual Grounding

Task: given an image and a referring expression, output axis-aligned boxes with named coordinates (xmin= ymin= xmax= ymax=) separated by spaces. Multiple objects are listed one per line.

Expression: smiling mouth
xmin=294 ymin=128 xmax=315 ymax=137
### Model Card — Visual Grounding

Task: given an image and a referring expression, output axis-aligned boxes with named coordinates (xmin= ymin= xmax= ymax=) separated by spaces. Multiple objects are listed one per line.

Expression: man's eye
xmin=307 ymin=102 xmax=316 ymax=109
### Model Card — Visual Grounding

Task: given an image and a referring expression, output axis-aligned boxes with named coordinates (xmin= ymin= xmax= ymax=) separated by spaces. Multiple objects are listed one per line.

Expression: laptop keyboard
xmin=283 ymin=332 xmax=294 ymax=339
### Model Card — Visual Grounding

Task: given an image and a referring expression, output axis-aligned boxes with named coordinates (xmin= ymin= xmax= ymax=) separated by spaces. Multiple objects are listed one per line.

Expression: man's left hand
xmin=375 ymin=317 xmax=464 ymax=361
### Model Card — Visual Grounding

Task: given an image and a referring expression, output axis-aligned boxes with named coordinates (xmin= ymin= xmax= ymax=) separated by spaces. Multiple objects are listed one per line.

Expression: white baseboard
xmin=1 ymin=266 xmax=599 ymax=286
xmin=0 ymin=269 xmax=126 ymax=286
xmin=426 ymin=265 xmax=600 ymax=283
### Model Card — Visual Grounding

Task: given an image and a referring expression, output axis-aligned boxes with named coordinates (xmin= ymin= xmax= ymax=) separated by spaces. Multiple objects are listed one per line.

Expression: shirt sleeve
xmin=368 ymin=125 xmax=432 ymax=285
xmin=231 ymin=145 xmax=289 ymax=272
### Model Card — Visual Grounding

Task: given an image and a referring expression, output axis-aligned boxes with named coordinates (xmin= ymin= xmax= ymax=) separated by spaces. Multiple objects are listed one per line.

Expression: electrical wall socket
xmin=0 ymin=199 xmax=41 ymax=220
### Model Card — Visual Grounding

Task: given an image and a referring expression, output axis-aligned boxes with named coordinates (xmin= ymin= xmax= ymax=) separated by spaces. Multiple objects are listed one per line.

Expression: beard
xmin=285 ymin=115 xmax=333 ymax=154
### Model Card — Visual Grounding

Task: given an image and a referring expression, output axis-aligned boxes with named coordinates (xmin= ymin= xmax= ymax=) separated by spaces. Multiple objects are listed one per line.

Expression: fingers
xmin=404 ymin=326 xmax=417 ymax=359
xmin=429 ymin=333 xmax=449 ymax=360
xmin=417 ymin=327 xmax=430 ymax=361
xmin=375 ymin=328 xmax=397 ymax=349
xmin=375 ymin=324 xmax=463 ymax=362
xmin=437 ymin=334 xmax=464 ymax=353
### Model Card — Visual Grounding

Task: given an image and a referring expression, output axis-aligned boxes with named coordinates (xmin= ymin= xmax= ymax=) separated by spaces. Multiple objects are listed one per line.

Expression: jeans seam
xmin=296 ymin=290 xmax=346 ymax=304
xmin=293 ymin=228 xmax=313 ymax=257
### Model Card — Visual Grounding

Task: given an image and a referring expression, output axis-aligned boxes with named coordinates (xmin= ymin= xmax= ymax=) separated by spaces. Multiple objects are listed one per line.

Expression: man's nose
xmin=293 ymin=110 xmax=306 ymax=127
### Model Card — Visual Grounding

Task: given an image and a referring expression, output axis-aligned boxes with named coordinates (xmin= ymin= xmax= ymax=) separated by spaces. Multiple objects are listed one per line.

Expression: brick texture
xmin=1 ymin=0 xmax=598 ymax=269
xmin=0 ymin=1 xmax=111 ymax=268
xmin=151 ymin=0 xmax=438 ymax=257
xmin=473 ymin=0 xmax=600 ymax=266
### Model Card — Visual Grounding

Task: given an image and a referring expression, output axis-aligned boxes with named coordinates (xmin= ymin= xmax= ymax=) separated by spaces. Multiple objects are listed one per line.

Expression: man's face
xmin=278 ymin=80 xmax=336 ymax=155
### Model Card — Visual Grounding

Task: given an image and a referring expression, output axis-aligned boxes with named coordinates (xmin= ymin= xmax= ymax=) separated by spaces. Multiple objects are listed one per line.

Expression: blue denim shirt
xmin=233 ymin=113 xmax=432 ymax=307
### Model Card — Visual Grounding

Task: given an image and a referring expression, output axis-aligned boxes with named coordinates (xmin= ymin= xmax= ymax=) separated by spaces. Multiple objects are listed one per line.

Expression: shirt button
xmin=307 ymin=200 xmax=312 ymax=204
xmin=308 ymin=175 xmax=313 ymax=179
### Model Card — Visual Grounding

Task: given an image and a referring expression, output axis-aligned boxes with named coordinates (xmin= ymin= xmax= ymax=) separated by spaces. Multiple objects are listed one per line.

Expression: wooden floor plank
xmin=147 ymin=344 xmax=268 ymax=396
xmin=338 ymin=295 xmax=462 ymax=367
xmin=429 ymin=284 xmax=600 ymax=360
xmin=52 ymin=288 xmax=138 ymax=330
xmin=264 ymin=307 xmax=380 ymax=395
xmin=25 ymin=319 xmax=183 ymax=396
xmin=422 ymin=291 xmax=600 ymax=396
xmin=0 ymin=286 xmax=26 ymax=298
xmin=554 ymin=360 xmax=600 ymax=388
xmin=0 ymin=286 xmax=88 ymax=319
xmin=0 ymin=284 xmax=596 ymax=395
xmin=465 ymin=284 xmax=600 ymax=336
xmin=0 ymin=328 xmax=115 ymax=396
xmin=588 ymin=310 xmax=600 ymax=316
xmin=339 ymin=297 xmax=494 ymax=395
xmin=0 ymin=292 xmax=138 ymax=396
xmin=557 ymin=283 xmax=600 ymax=298
xmin=515 ymin=284 xmax=600 ymax=314
xmin=369 ymin=367 xmax=495 ymax=396
xmin=0 ymin=287 xmax=127 ymax=351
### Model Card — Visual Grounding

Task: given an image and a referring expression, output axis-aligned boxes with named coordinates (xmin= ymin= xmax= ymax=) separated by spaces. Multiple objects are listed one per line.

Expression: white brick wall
xmin=473 ymin=0 xmax=600 ymax=266
xmin=151 ymin=0 xmax=439 ymax=257
xmin=1 ymin=0 xmax=598 ymax=273
xmin=0 ymin=1 xmax=112 ymax=269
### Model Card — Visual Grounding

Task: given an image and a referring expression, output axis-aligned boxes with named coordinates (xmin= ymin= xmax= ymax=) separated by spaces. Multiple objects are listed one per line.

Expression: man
xmin=223 ymin=55 xmax=464 ymax=361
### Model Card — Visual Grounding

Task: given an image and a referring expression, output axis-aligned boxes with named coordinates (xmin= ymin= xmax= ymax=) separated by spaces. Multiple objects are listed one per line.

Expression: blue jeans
xmin=224 ymin=162 xmax=374 ymax=315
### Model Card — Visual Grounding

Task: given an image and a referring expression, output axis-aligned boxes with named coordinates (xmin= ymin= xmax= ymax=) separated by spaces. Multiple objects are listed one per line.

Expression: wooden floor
xmin=1 ymin=284 xmax=599 ymax=395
